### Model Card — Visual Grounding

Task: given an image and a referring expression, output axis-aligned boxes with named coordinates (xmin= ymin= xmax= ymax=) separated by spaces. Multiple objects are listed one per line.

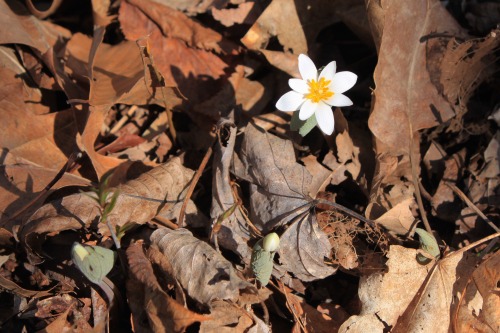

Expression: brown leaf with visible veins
xmin=150 ymin=228 xmax=255 ymax=305
xmin=19 ymin=157 xmax=193 ymax=263
xmin=126 ymin=241 xmax=208 ymax=333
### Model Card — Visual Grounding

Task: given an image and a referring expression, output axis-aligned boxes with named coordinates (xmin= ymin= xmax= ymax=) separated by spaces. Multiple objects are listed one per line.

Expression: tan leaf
xmin=339 ymin=245 xmax=477 ymax=333
xmin=374 ymin=198 xmax=415 ymax=235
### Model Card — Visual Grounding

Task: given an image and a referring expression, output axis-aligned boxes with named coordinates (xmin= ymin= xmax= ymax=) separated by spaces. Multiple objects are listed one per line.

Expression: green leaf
xmin=299 ymin=115 xmax=318 ymax=137
xmin=290 ymin=111 xmax=318 ymax=137
xmin=414 ymin=228 xmax=440 ymax=264
xmin=251 ymin=239 xmax=275 ymax=286
xmin=71 ymin=243 xmax=116 ymax=284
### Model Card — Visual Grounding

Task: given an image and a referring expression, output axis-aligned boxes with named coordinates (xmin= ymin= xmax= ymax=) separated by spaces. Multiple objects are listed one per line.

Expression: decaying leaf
xmin=374 ymin=197 xmax=415 ymax=235
xmin=19 ymin=157 xmax=193 ymax=263
xmin=150 ymin=227 xmax=255 ymax=305
xmin=126 ymin=241 xmax=208 ymax=332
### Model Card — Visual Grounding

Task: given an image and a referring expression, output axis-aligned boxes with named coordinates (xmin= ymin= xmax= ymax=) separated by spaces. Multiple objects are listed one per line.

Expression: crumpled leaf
xmin=279 ymin=210 xmax=337 ymax=282
xmin=339 ymin=245 xmax=477 ymax=333
xmin=150 ymin=227 xmax=255 ymax=305
xmin=126 ymin=241 xmax=208 ymax=332
xmin=19 ymin=157 xmax=193 ymax=264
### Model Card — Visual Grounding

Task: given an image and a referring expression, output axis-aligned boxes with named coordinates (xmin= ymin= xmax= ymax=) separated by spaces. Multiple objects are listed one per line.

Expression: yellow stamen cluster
xmin=305 ymin=77 xmax=333 ymax=103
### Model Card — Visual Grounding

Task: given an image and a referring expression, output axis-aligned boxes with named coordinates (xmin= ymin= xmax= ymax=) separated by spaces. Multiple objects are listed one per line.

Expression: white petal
xmin=315 ymin=103 xmax=335 ymax=135
xmin=298 ymin=54 xmax=317 ymax=81
xmin=276 ymin=91 xmax=304 ymax=111
xmin=288 ymin=79 xmax=309 ymax=94
xmin=330 ymin=71 xmax=357 ymax=94
xmin=324 ymin=93 xmax=353 ymax=107
xmin=318 ymin=61 xmax=336 ymax=81
xmin=299 ymin=100 xmax=318 ymax=120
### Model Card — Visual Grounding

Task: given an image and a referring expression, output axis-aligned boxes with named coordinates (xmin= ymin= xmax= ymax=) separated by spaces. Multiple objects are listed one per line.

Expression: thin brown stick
xmin=178 ymin=145 xmax=213 ymax=227
xmin=153 ymin=216 xmax=179 ymax=230
xmin=446 ymin=183 xmax=500 ymax=233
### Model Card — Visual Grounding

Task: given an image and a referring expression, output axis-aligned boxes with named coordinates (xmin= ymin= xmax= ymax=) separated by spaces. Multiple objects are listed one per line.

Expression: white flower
xmin=275 ymin=54 xmax=357 ymax=135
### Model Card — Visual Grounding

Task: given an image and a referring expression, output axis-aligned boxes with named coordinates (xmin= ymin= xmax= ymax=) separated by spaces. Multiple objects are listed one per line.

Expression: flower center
xmin=305 ymin=77 xmax=333 ymax=103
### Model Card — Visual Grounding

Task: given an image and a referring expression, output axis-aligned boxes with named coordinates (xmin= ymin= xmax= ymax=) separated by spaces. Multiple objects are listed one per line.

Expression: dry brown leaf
xmin=279 ymin=210 xmax=337 ymax=281
xmin=431 ymin=149 xmax=465 ymax=221
xmin=126 ymin=241 xmax=208 ymax=333
xmin=0 ymin=55 xmax=79 ymax=170
xmin=19 ymin=157 xmax=193 ymax=263
xmin=211 ymin=1 xmax=259 ymax=27
xmin=151 ymin=0 xmax=229 ymax=16
xmin=368 ymin=0 xmax=461 ymax=155
xmin=454 ymin=251 xmax=500 ymax=333
xmin=339 ymin=245 xmax=477 ymax=333
xmin=233 ymin=123 xmax=312 ymax=230
xmin=0 ymin=151 xmax=91 ymax=231
xmin=438 ymin=29 xmax=500 ymax=120
xmin=199 ymin=300 xmax=270 ymax=333
xmin=374 ymin=198 xmax=415 ymax=235
xmin=118 ymin=0 xmax=235 ymax=105
xmin=0 ymin=0 xmax=71 ymax=54
xmin=241 ymin=0 xmax=351 ymax=54
xmin=211 ymin=118 xmax=252 ymax=259
xmin=150 ymin=228 xmax=255 ymax=305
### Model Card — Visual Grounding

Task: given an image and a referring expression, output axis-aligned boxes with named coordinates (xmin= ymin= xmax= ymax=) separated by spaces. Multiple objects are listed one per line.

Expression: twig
xmin=446 ymin=183 xmax=500 ymax=233
xmin=109 ymin=106 xmax=137 ymax=135
xmin=178 ymin=144 xmax=213 ymax=227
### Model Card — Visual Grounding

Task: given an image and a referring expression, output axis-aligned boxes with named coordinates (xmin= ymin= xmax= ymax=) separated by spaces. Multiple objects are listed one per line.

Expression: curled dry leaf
xmin=150 ymin=228 xmax=255 ymax=305
xmin=126 ymin=241 xmax=208 ymax=333
xmin=19 ymin=157 xmax=193 ymax=264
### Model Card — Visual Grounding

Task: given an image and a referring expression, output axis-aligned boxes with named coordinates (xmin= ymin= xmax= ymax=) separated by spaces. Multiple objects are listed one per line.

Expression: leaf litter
xmin=0 ymin=0 xmax=499 ymax=332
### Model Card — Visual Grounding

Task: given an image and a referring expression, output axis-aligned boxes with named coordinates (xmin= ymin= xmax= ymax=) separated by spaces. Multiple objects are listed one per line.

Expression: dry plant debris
xmin=0 ymin=0 xmax=498 ymax=332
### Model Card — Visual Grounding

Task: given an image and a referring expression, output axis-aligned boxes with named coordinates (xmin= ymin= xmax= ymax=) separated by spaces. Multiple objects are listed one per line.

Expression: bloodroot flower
xmin=275 ymin=54 xmax=357 ymax=135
